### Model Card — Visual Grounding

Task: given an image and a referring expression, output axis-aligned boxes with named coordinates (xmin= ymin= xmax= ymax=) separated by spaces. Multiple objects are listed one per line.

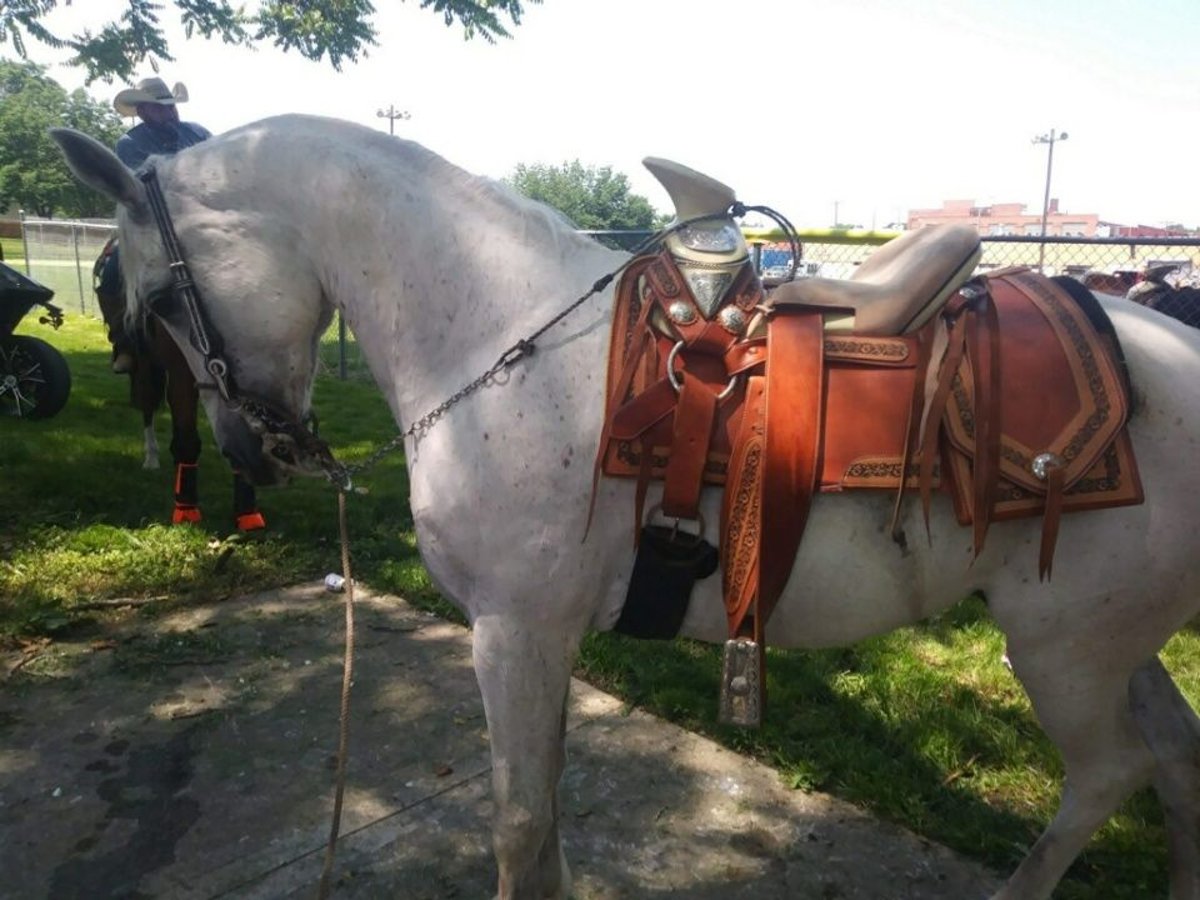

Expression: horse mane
xmin=118 ymin=114 xmax=611 ymax=325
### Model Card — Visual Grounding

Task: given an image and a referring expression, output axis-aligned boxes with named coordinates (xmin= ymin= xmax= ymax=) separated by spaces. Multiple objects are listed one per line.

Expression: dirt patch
xmin=0 ymin=584 xmax=1001 ymax=898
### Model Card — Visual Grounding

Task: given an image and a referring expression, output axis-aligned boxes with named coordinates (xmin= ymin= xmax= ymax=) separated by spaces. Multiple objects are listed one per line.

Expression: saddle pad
xmin=942 ymin=270 xmax=1143 ymax=522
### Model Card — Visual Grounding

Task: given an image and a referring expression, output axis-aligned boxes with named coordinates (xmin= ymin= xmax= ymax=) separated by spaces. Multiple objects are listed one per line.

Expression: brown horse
xmin=94 ymin=241 xmax=265 ymax=530
xmin=1127 ymin=266 xmax=1200 ymax=328
xmin=1080 ymin=269 xmax=1140 ymax=294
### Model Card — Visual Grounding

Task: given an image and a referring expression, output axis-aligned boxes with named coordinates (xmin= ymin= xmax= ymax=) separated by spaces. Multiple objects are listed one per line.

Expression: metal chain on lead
xmin=337 ymin=204 xmax=783 ymax=485
xmin=337 ymin=221 xmax=687 ymax=482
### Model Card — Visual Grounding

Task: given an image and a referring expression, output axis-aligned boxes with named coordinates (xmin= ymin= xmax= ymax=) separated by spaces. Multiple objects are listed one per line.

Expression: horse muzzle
xmin=258 ymin=428 xmax=338 ymax=482
xmin=236 ymin=401 xmax=347 ymax=487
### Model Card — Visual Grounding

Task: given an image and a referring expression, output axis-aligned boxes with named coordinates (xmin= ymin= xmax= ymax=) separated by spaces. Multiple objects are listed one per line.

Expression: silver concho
xmin=1031 ymin=452 xmax=1064 ymax=481
xmin=718 ymin=306 xmax=747 ymax=334
xmin=668 ymin=300 xmax=697 ymax=325
xmin=683 ymin=270 xmax=734 ymax=317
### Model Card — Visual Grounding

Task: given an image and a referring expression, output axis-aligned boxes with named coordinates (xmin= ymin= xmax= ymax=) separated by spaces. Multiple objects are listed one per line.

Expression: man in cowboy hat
xmin=99 ymin=77 xmax=212 ymax=372
xmin=113 ymin=76 xmax=211 ymax=170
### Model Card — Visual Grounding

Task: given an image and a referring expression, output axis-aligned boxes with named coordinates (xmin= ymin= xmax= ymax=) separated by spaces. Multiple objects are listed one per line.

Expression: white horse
xmin=53 ymin=116 xmax=1200 ymax=900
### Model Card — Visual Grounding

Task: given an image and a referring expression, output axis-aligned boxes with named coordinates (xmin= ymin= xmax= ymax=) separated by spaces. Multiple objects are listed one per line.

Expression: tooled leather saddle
xmin=593 ymin=163 xmax=1143 ymax=727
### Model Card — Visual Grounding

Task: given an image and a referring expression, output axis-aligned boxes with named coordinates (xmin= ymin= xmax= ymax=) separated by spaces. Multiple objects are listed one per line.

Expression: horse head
xmin=51 ymin=126 xmax=335 ymax=486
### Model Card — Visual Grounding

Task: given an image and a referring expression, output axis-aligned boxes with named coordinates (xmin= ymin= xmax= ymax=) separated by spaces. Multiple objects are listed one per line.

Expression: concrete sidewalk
xmin=0 ymin=584 xmax=1001 ymax=899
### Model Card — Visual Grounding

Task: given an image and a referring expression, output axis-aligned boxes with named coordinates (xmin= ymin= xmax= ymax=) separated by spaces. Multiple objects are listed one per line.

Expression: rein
xmin=139 ymin=168 xmax=233 ymax=400
xmin=341 ymin=203 xmax=800 ymax=483
xmin=140 ymin=166 xmax=354 ymax=900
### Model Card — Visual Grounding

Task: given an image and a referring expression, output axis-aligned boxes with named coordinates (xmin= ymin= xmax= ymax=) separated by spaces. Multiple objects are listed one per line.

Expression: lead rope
xmin=316 ymin=490 xmax=355 ymax=900
xmin=309 ymin=205 xmax=788 ymax=891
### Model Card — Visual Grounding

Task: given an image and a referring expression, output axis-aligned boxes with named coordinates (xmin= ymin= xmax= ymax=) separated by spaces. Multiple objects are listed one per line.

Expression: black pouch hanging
xmin=614 ymin=525 xmax=719 ymax=640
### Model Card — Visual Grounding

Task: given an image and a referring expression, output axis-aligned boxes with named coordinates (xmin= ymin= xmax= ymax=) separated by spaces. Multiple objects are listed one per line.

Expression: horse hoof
xmin=142 ymin=458 xmax=160 ymax=471
xmin=172 ymin=505 xmax=202 ymax=525
xmin=236 ymin=511 xmax=267 ymax=532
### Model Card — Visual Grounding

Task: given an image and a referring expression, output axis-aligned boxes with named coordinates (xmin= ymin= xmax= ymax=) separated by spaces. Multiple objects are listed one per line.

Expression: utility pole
xmin=376 ymin=104 xmax=411 ymax=135
xmin=1032 ymin=128 xmax=1068 ymax=271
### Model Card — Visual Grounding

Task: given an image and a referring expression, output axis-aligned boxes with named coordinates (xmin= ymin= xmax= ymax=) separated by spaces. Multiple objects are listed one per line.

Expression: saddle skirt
xmin=939 ymin=269 xmax=1142 ymax=525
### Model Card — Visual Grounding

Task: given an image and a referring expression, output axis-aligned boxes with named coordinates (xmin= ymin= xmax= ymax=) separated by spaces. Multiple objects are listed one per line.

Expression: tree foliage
xmin=507 ymin=160 xmax=665 ymax=236
xmin=0 ymin=0 xmax=540 ymax=83
xmin=0 ymin=61 xmax=124 ymax=217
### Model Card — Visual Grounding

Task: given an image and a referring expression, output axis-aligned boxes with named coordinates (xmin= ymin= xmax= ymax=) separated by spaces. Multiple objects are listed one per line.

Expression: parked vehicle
xmin=0 ymin=261 xmax=71 ymax=418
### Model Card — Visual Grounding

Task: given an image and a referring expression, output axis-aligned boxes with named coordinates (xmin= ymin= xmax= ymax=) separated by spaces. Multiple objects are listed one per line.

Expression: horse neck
xmin=301 ymin=150 xmax=625 ymax=424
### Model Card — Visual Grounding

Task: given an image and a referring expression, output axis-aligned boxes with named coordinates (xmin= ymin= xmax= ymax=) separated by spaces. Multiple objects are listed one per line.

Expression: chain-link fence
xmin=19 ymin=219 xmax=1200 ymax=373
xmin=17 ymin=216 xmax=117 ymax=316
xmin=585 ymin=228 xmax=1200 ymax=285
xmin=750 ymin=231 xmax=1200 ymax=282
xmin=587 ymin=228 xmax=1200 ymax=326
xmin=746 ymin=230 xmax=1200 ymax=327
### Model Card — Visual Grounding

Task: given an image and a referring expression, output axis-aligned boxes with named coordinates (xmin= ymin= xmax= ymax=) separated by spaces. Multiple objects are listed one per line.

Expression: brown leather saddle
xmin=595 ymin=222 xmax=1143 ymax=726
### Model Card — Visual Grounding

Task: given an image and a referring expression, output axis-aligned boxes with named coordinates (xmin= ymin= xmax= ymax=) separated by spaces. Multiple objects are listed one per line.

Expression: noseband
xmin=139 ymin=167 xmax=349 ymax=488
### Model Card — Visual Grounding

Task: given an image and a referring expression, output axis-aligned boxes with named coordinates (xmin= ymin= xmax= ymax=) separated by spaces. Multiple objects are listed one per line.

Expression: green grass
xmin=0 ymin=314 xmax=438 ymax=637
xmin=578 ymin=600 xmax=1200 ymax=898
xmin=3 ymin=315 xmax=1198 ymax=898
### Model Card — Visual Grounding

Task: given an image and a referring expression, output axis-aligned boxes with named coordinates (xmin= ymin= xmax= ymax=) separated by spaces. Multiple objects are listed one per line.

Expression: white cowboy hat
xmin=113 ymin=77 xmax=189 ymax=117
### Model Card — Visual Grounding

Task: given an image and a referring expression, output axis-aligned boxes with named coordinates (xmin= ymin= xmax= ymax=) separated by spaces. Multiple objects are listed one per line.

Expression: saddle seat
xmin=769 ymin=224 xmax=981 ymax=334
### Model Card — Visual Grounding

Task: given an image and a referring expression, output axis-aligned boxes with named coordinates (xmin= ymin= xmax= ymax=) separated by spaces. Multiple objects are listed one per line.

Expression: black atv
xmin=0 ymin=261 xmax=71 ymax=419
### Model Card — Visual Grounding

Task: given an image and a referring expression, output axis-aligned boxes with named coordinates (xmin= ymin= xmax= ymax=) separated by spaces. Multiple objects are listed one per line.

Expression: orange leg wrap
xmin=235 ymin=511 xmax=267 ymax=532
xmin=172 ymin=504 xmax=202 ymax=525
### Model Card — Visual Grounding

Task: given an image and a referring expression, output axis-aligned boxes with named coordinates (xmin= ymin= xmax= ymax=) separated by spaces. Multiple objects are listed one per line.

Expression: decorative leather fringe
xmin=1039 ymin=465 xmax=1066 ymax=581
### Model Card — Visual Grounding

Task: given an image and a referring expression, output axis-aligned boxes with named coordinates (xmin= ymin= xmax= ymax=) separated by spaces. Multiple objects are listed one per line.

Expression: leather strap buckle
xmin=644 ymin=502 xmax=706 ymax=547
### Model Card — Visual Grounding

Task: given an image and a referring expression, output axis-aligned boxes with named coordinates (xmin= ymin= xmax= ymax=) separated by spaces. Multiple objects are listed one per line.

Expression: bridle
xmin=138 ymin=167 xmax=351 ymax=488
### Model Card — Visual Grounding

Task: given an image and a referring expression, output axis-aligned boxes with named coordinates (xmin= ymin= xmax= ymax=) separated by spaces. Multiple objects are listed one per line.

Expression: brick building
xmin=906 ymin=199 xmax=1100 ymax=237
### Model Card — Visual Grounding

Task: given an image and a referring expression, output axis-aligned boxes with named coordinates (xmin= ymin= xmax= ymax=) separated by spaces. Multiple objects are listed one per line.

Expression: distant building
xmin=1106 ymin=223 xmax=1196 ymax=238
xmin=906 ymin=200 xmax=1196 ymax=239
xmin=906 ymin=199 xmax=1100 ymax=237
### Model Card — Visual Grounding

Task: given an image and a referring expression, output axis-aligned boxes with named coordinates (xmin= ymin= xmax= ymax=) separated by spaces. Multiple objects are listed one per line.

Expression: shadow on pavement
xmin=0 ymin=584 xmax=1001 ymax=899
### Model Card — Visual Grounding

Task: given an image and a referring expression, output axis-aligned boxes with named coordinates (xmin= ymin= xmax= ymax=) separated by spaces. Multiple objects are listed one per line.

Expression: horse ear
xmin=49 ymin=128 xmax=146 ymax=214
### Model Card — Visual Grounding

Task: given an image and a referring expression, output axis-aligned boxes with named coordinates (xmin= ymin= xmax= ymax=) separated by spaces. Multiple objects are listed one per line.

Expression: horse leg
xmin=132 ymin=356 xmax=166 ymax=471
xmin=1130 ymin=656 xmax=1200 ymax=899
xmin=166 ymin=363 xmax=203 ymax=525
xmin=141 ymin=410 xmax=160 ymax=470
xmin=232 ymin=472 xmax=266 ymax=531
xmin=991 ymin=651 xmax=1156 ymax=900
xmin=472 ymin=614 xmax=577 ymax=900
xmin=95 ymin=253 xmax=134 ymax=373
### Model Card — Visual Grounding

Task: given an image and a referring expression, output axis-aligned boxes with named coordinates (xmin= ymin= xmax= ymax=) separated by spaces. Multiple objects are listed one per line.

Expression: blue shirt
xmin=115 ymin=121 xmax=212 ymax=170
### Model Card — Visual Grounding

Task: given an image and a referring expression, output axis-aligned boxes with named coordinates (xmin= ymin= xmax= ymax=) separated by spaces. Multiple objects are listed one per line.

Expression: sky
xmin=14 ymin=0 xmax=1200 ymax=229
